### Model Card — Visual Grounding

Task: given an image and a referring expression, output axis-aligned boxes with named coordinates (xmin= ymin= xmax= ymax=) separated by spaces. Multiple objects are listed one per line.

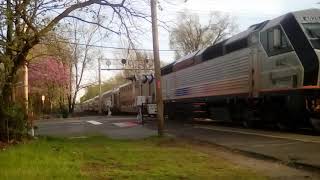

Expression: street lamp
xmin=41 ymin=95 xmax=45 ymax=115
xmin=41 ymin=95 xmax=45 ymax=105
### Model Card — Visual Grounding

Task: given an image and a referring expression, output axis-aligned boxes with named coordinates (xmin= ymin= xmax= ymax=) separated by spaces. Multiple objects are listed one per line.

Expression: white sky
xmin=150 ymin=0 xmax=319 ymax=63
xmin=76 ymin=0 xmax=320 ymax=101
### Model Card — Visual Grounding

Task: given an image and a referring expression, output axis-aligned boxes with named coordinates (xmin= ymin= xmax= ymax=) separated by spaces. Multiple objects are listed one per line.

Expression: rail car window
xmin=161 ymin=63 xmax=174 ymax=75
xmin=202 ymin=41 xmax=224 ymax=61
xmin=225 ymin=38 xmax=248 ymax=53
xmin=260 ymin=26 xmax=293 ymax=56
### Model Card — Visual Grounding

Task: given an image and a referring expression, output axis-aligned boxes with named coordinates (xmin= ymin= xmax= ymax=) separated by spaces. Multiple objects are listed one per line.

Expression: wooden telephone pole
xmin=151 ymin=0 xmax=164 ymax=136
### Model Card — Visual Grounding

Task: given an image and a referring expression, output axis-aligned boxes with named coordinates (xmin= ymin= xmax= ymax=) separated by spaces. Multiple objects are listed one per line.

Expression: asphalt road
xmin=36 ymin=115 xmax=320 ymax=171
xmin=35 ymin=116 xmax=156 ymax=139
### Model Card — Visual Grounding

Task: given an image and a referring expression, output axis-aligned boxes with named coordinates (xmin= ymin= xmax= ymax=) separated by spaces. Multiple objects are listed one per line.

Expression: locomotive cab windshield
xmin=303 ymin=23 xmax=320 ymax=49
xmin=260 ymin=25 xmax=293 ymax=56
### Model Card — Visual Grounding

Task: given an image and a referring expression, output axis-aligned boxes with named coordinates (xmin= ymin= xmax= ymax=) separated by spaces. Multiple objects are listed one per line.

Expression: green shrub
xmin=0 ymin=103 xmax=28 ymax=141
xmin=60 ymin=106 xmax=69 ymax=118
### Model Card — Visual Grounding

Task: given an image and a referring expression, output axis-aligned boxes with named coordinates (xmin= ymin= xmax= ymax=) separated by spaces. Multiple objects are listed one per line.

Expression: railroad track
xmin=187 ymin=118 xmax=320 ymax=136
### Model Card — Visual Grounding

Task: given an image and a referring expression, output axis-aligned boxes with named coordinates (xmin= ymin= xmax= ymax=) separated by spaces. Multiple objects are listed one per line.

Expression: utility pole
xmin=98 ymin=57 xmax=102 ymax=114
xmin=151 ymin=0 xmax=164 ymax=136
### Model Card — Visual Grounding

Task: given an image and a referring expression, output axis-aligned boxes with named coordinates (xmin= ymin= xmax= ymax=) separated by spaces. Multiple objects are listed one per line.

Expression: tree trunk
xmin=68 ymin=94 xmax=72 ymax=113
xmin=68 ymin=90 xmax=77 ymax=114
xmin=71 ymin=91 xmax=77 ymax=113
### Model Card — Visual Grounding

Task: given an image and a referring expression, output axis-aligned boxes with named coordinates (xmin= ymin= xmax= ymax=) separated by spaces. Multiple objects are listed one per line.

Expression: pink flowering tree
xmin=28 ymin=57 xmax=70 ymax=113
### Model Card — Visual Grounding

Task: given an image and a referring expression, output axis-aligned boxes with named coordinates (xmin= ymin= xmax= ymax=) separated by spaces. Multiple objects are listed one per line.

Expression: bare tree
xmin=67 ymin=20 xmax=99 ymax=113
xmin=0 ymin=0 xmax=151 ymax=140
xmin=80 ymin=73 xmax=126 ymax=102
xmin=169 ymin=10 xmax=238 ymax=59
xmin=120 ymin=50 xmax=155 ymax=79
xmin=28 ymin=32 xmax=73 ymax=64
xmin=0 ymin=0 xmax=150 ymax=101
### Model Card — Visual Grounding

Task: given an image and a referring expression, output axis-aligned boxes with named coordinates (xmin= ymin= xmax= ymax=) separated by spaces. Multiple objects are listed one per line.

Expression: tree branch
xmin=65 ymin=15 xmax=119 ymax=35
xmin=38 ymin=0 xmax=127 ymax=36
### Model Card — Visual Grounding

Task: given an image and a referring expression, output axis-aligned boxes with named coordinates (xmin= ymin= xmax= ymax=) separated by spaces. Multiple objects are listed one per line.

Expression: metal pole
xmin=24 ymin=63 xmax=33 ymax=136
xmin=24 ymin=63 xmax=28 ymax=114
xmin=98 ymin=57 xmax=102 ymax=114
xmin=151 ymin=0 xmax=164 ymax=136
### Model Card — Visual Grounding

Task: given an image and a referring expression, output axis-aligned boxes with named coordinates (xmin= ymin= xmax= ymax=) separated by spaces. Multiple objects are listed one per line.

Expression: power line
xmin=42 ymin=40 xmax=180 ymax=52
xmin=159 ymin=4 xmax=278 ymax=18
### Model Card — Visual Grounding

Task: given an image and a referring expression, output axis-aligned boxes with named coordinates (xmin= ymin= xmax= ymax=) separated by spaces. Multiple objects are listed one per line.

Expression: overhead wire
xmin=41 ymin=40 xmax=180 ymax=52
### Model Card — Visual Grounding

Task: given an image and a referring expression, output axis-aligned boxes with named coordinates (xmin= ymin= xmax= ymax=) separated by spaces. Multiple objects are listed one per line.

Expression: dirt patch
xmin=81 ymin=162 xmax=109 ymax=180
xmin=0 ymin=139 xmax=28 ymax=150
xmin=179 ymin=138 xmax=320 ymax=180
xmin=83 ymin=162 xmax=105 ymax=171
xmin=154 ymin=137 xmax=183 ymax=147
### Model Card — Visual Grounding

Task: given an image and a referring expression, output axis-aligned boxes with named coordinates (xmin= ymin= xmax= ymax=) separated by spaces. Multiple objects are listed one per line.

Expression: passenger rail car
xmin=119 ymin=82 xmax=138 ymax=113
xmin=80 ymin=78 xmax=156 ymax=114
xmin=118 ymin=78 xmax=156 ymax=113
xmin=161 ymin=9 xmax=320 ymax=131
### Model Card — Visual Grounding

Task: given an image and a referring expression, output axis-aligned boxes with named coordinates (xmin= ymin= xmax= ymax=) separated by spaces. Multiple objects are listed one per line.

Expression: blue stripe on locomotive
xmin=175 ymin=87 xmax=190 ymax=96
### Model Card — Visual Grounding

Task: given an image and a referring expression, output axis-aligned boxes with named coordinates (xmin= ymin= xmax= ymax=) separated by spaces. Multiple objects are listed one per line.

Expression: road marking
xmin=195 ymin=126 xmax=320 ymax=144
xmin=87 ymin=120 xmax=103 ymax=125
xmin=112 ymin=122 xmax=138 ymax=128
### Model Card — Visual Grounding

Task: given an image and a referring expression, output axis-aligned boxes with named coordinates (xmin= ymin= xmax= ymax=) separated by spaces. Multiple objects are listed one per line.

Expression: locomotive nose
xmin=314 ymin=49 xmax=320 ymax=86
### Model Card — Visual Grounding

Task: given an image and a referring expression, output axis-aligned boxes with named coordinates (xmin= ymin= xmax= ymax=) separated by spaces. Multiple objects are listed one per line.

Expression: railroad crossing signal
xmin=105 ymin=60 xmax=111 ymax=68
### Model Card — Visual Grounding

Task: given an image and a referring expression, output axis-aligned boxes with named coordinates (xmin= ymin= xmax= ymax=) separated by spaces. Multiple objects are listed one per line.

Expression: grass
xmin=0 ymin=136 xmax=267 ymax=180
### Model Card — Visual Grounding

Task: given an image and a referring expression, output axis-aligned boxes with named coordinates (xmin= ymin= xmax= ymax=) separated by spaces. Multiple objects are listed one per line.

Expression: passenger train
xmin=79 ymin=76 xmax=156 ymax=114
xmin=80 ymin=9 xmax=320 ymax=131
